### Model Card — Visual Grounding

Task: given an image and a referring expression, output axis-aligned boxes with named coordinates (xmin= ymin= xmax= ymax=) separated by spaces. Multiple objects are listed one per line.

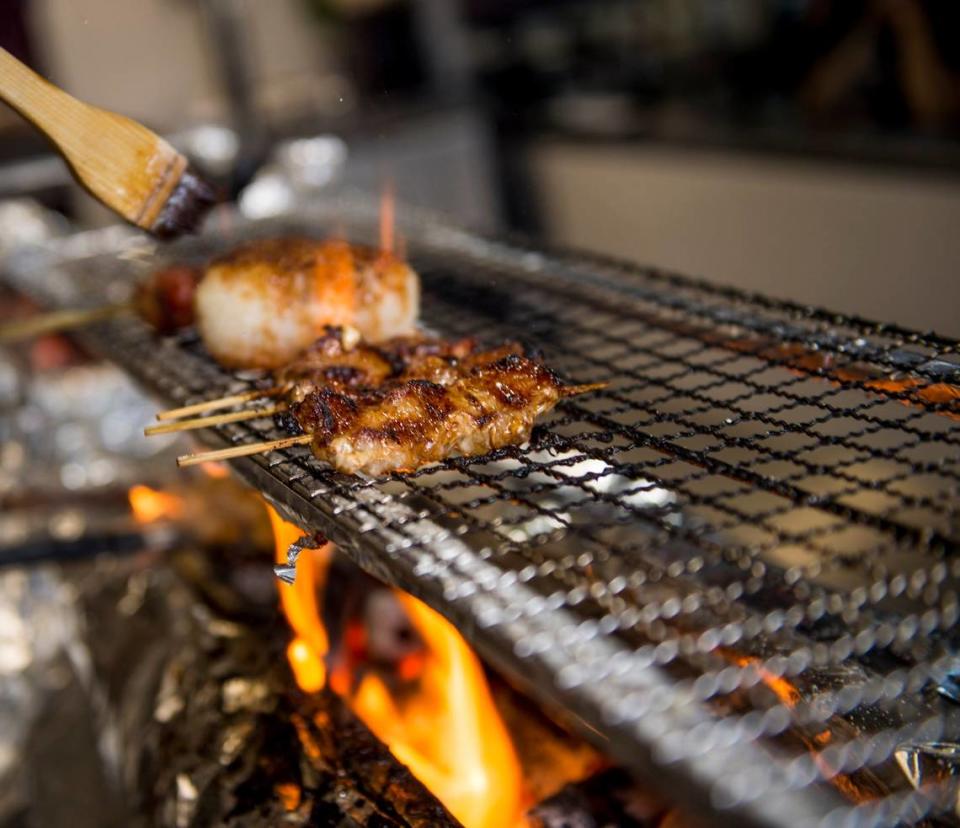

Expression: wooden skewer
xmin=0 ymin=47 xmax=214 ymax=238
xmin=0 ymin=303 xmax=132 ymax=343
xmin=177 ymin=435 xmax=311 ymax=467
xmin=561 ymin=381 xmax=609 ymax=397
xmin=155 ymin=386 xmax=287 ymax=421
xmin=145 ymin=404 xmax=288 ymax=436
xmin=174 ymin=378 xmax=608 ymax=468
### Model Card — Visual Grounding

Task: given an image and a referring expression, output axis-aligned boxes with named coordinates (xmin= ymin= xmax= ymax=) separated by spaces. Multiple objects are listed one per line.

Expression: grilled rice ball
xmin=194 ymin=237 xmax=419 ymax=370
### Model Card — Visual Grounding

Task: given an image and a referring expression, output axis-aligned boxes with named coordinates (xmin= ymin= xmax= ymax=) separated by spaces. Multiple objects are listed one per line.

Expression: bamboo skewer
xmin=169 ymin=381 xmax=604 ymax=464
xmin=177 ymin=435 xmax=311 ymax=467
xmin=155 ymin=386 xmax=287 ymax=421
xmin=158 ymin=381 xmax=601 ymax=423
xmin=561 ymin=381 xmax=609 ymax=397
xmin=174 ymin=382 xmax=607 ymax=467
xmin=0 ymin=303 xmax=132 ymax=343
xmin=144 ymin=404 xmax=288 ymax=436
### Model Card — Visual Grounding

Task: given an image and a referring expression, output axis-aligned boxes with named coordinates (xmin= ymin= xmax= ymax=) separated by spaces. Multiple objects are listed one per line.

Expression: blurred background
xmin=0 ymin=0 xmax=959 ymax=334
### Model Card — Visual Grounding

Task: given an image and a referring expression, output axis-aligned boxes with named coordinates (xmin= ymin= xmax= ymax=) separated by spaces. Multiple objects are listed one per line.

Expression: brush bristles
xmin=150 ymin=169 xmax=217 ymax=240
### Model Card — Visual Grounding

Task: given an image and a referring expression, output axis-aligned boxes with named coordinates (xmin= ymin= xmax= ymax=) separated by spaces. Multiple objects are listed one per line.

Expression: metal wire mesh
xmin=6 ymin=198 xmax=960 ymax=828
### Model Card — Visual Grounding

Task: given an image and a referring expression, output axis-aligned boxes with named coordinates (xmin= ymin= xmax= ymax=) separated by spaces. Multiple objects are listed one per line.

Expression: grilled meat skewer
xmin=276 ymin=327 xmax=480 ymax=399
xmin=154 ymin=327 xmax=482 ymax=427
xmin=133 ymin=264 xmax=201 ymax=333
xmin=152 ymin=327 xmax=515 ymax=433
xmin=0 ymin=262 xmax=201 ymax=344
xmin=165 ymin=326 xmax=604 ymax=475
xmin=2 ymin=237 xmax=421 ymax=374
xmin=286 ymin=351 xmax=597 ymax=476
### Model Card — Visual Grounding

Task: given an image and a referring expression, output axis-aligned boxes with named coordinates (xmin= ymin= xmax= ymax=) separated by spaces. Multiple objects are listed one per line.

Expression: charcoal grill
xmin=6 ymin=195 xmax=960 ymax=828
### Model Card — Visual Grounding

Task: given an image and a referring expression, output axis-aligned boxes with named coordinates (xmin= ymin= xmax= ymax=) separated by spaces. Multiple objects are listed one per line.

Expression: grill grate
xmin=6 ymin=198 xmax=960 ymax=827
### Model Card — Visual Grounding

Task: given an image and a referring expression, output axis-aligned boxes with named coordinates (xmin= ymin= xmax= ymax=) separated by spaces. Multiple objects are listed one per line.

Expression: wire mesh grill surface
xmin=6 ymin=199 xmax=960 ymax=827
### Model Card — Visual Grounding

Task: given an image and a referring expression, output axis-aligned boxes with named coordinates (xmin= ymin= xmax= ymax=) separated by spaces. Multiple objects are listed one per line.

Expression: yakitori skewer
xmin=173 ymin=374 xmax=606 ymax=474
xmin=155 ymin=328 xmax=479 ymax=422
xmin=162 ymin=327 xmax=607 ymax=476
xmin=154 ymin=387 xmax=287 ymax=421
xmin=0 ymin=238 xmax=421 ymax=377
xmin=0 ymin=304 xmax=132 ymax=343
xmin=177 ymin=435 xmax=311 ymax=467
xmin=144 ymin=403 xmax=288 ymax=436
xmin=0 ymin=263 xmax=201 ymax=344
xmin=192 ymin=237 xmax=419 ymax=369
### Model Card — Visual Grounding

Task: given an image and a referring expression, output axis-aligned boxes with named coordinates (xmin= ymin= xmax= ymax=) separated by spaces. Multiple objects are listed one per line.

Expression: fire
xmin=266 ymin=503 xmax=524 ymax=828
xmin=128 ymin=484 xmax=184 ymax=524
xmin=274 ymin=781 xmax=301 ymax=812
xmin=727 ymin=653 xmax=872 ymax=803
xmin=312 ymin=240 xmax=357 ymax=329
xmin=352 ymin=594 xmax=523 ymax=828
xmin=380 ymin=178 xmax=395 ymax=255
xmin=727 ymin=653 xmax=801 ymax=708
xmin=268 ymin=505 xmax=332 ymax=692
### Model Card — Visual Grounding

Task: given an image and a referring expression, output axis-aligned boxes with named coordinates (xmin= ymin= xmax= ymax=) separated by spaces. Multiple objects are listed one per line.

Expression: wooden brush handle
xmin=0 ymin=48 xmax=185 ymax=229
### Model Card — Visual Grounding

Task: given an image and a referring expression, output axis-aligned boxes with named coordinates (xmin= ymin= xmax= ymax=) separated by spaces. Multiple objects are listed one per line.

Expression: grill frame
xmin=6 ymin=197 xmax=960 ymax=827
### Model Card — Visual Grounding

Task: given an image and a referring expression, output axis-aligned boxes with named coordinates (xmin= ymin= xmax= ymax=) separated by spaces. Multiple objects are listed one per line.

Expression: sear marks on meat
xmin=277 ymin=326 xmax=499 ymax=402
xmin=286 ymin=338 xmax=575 ymax=475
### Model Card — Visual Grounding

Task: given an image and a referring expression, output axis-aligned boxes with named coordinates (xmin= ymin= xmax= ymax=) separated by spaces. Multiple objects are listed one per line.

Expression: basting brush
xmin=0 ymin=47 xmax=216 ymax=239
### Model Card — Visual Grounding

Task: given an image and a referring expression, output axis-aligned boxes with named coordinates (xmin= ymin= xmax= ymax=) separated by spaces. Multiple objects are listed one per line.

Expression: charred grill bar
xmin=6 ymin=197 xmax=960 ymax=827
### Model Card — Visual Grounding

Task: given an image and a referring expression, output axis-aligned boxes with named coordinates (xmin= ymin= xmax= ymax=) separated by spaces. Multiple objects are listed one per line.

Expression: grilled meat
xmin=288 ymin=351 xmax=575 ymax=475
xmin=159 ymin=326 xmax=602 ymax=475
xmin=194 ymin=237 xmax=420 ymax=370
xmin=133 ymin=264 xmax=201 ymax=334
xmin=276 ymin=326 xmax=506 ymax=402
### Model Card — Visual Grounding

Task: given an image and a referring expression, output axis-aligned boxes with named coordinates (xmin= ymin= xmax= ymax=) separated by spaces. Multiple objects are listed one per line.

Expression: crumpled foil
xmin=0 ymin=564 xmax=121 ymax=825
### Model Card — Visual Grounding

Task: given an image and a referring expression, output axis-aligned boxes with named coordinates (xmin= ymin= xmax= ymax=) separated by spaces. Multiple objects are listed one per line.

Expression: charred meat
xmin=286 ymin=348 xmax=585 ymax=476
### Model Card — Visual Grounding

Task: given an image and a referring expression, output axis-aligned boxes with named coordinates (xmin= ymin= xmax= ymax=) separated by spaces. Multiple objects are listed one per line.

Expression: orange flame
xmin=268 ymin=505 xmax=332 ymax=692
xmin=312 ymin=240 xmax=357 ymax=331
xmin=215 ymin=203 xmax=236 ymax=239
xmin=128 ymin=484 xmax=184 ymax=524
xmin=727 ymin=653 xmax=871 ymax=803
xmin=266 ymin=503 xmax=524 ymax=828
xmin=274 ymin=781 xmax=301 ymax=812
xmin=727 ymin=653 xmax=801 ymax=708
xmin=380 ymin=178 xmax=395 ymax=256
xmin=352 ymin=593 xmax=524 ymax=828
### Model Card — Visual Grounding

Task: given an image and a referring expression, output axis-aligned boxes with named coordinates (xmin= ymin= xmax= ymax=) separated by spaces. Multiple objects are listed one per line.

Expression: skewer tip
xmin=561 ymin=381 xmax=609 ymax=398
xmin=154 ymin=385 xmax=286 ymax=421
xmin=144 ymin=403 xmax=287 ymax=435
xmin=176 ymin=434 xmax=311 ymax=467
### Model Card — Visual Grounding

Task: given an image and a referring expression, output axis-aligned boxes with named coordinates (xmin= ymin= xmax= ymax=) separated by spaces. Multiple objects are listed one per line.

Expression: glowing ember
xmin=727 ymin=653 xmax=872 ymax=803
xmin=727 ymin=653 xmax=801 ymax=708
xmin=128 ymin=484 xmax=184 ymax=524
xmin=274 ymin=781 xmax=301 ymax=811
xmin=266 ymin=503 xmax=524 ymax=828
